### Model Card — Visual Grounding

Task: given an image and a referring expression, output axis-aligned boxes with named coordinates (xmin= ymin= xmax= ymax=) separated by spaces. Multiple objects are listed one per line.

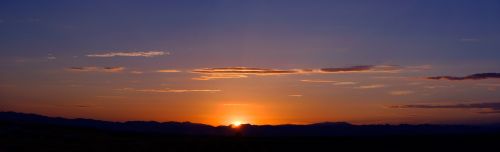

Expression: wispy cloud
xmin=193 ymin=67 xmax=298 ymax=75
xmin=427 ymin=73 xmax=500 ymax=80
xmin=75 ymin=105 xmax=92 ymax=108
xmin=300 ymin=79 xmax=336 ymax=83
xmin=192 ymin=74 xmax=248 ymax=80
xmin=477 ymin=83 xmax=500 ymax=87
xmin=320 ymin=65 xmax=400 ymax=73
xmin=333 ymin=81 xmax=357 ymax=85
xmin=390 ymin=102 xmax=500 ymax=114
xmin=192 ymin=65 xmax=429 ymax=80
xmin=356 ymin=84 xmax=386 ymax=89
xmin=87 ymin=50 xmax=168 ymax=57
xmin=130 ymin=71 xmax=144 ymax=74
xmin=424 ymin=85 xmax=453 ymax=89
xmin=156 ymin=69 xmax=181 ymax=73
xmin=47 ymin=54 xmax=56 ymax=60
xmin=133 ymin=88 xmax=221 ymax=93
xmin=288 ymin=94 xmax=303 ymax=97
xmin=67 ymin=66 xmax=124 ymax=72
xmin=192 ymin=67 xmax=298 ymax=80
xmin=300 ymin=79 xmax=357 ymax=85
xmin=389 ymin=90 xmax=414 ymax=96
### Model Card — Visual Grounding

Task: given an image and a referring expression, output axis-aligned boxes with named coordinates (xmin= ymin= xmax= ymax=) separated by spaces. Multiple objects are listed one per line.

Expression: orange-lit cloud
xmin=192 ymin=74 xmax=248 ymax=80
xmin=193 ymin=67 xmax=298 ymax=75
xmin=67 ymin=66 xmax=124 ymax=72
xmin=300 ymin=80 xmax=357 ymax=86
xmin=87 ymin=50 xmax=168 ymax=57
xmin=300 ymin=79 xmax=336 ymax=83
xmin=192 ymin=67 xmax=298 ymax=80
xmin=356 ymin=84 xmax=386 ymax=89
xmin=156 ymin=69 xmax=181 ymax=73
xmin=391 ymin=102 xmax=500 ymax=114
xmin=135 ymin=88 xmax=221 ymax=93
xmin=192 ymin=65 xmax=430 ymax=80
xmin=333 ymin=81 xmax=357 ymax=85
xmin=288 ymin=94 xmax=303 ymax=97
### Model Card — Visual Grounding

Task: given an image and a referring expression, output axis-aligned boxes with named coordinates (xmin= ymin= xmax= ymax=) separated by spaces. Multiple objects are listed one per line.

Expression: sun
xmin=231 ymin=121 xmax=242 ymax=128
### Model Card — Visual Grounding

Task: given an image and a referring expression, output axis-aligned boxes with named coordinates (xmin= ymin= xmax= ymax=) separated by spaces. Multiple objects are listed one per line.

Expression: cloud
xmin=191 ymin=65 xmax=430 ymax=80
xmin=193 ymin=67 xmax=298 ymax=75
xmin=333 ymin=81 xmax=357 ymax=85
xmin=300 ymin=79 xmax=336 ymax=83
xmin=192 ymin=74 xmax=248 ymax=80
xmin=320 ymin=65 xmax=404 ymax=73
xmin=321 ymin=65 xmax=379 ymax=73
xmin=130 ymin=71 xmax=144 ymax=74
xmin=390 ymin=102 xmax=500 ymax=114
xmin=389 ymin=90 xmax=414 ymax=96
xmin=156 ymin=69 xmax=181 ymax=73
xmin=67 ymin=66 xmax=124 ymax=72
xmin=477 ymin=83 xmax=500 ymax=87
xmin=427 ymin=73 xmax=500 ymax=80
xmin=47 ymin=54 xmax=56 ymax=60
xmin=192 ymin=65 xmax=431 ymax=80
xmin=134 ymin=88 xmax=221 ymax=93
xmin=424 ymin=85 xmax=453 ymax=89
xmin=75 ymin=105 xmax=92 ymax=108
xmin=87 ymin=51 xmax=168 ymax=57
xmin=288 ymin=94 xmax=303 ymax=97
xmin=356 ymin=84 xmax=386 ymax=89
xmin=192 ymin=67 xmax=298 ymax=80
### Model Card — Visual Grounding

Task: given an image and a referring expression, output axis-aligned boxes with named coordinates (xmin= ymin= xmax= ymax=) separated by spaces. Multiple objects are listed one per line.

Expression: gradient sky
xmin=1 ymin=0 xmax=500 ymax=126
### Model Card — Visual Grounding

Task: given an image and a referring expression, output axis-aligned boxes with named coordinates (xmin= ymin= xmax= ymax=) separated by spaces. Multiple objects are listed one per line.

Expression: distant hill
xmin=2 ymin=111 xmax=500 ymax=151
xmin=1 ymin=111 xmax=499 ymax=137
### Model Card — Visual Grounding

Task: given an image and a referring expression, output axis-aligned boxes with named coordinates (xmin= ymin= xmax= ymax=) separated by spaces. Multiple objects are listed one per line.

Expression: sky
xmin=1 ymin=0 xmax=500 ymax=126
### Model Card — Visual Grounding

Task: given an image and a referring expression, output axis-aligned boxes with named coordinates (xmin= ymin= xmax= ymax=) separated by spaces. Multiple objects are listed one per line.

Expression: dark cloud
xmin=320 ymin=65 xmax=374 ymax=72
xmin=67 ymin=66 xmax=124 ymax=72
xmin=75 ymin=105 xmax=91 ymax=108
xmin=391 ymin=102 xmax=500 ymax=114
xmin=87 ymin=51 xmax=168 ymax=57
xmin=427 ymin=73 xmax=500 ymax=80
xmin=320 ymin=65 xmax=410 ymax=73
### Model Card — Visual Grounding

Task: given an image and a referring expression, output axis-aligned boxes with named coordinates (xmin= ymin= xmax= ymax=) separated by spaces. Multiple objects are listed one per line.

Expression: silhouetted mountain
xmin=2 ymin=111 xmax=500 ymax=152
xmin=1 ymin=111 xmax=499 ymax=136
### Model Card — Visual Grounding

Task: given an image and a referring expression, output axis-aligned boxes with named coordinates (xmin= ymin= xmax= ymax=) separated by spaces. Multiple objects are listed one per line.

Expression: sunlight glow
xmin=231 ymin=121 xmax=242 ymax=128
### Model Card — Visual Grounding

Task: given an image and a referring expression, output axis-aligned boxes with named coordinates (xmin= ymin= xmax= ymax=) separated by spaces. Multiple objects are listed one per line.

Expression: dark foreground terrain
xmin=1 ymin=112 xmax=499 ymax=152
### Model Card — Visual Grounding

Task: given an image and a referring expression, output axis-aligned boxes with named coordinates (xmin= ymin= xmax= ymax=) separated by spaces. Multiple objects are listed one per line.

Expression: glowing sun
xmin=231 ymin=121 xmax=242 ymax=128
